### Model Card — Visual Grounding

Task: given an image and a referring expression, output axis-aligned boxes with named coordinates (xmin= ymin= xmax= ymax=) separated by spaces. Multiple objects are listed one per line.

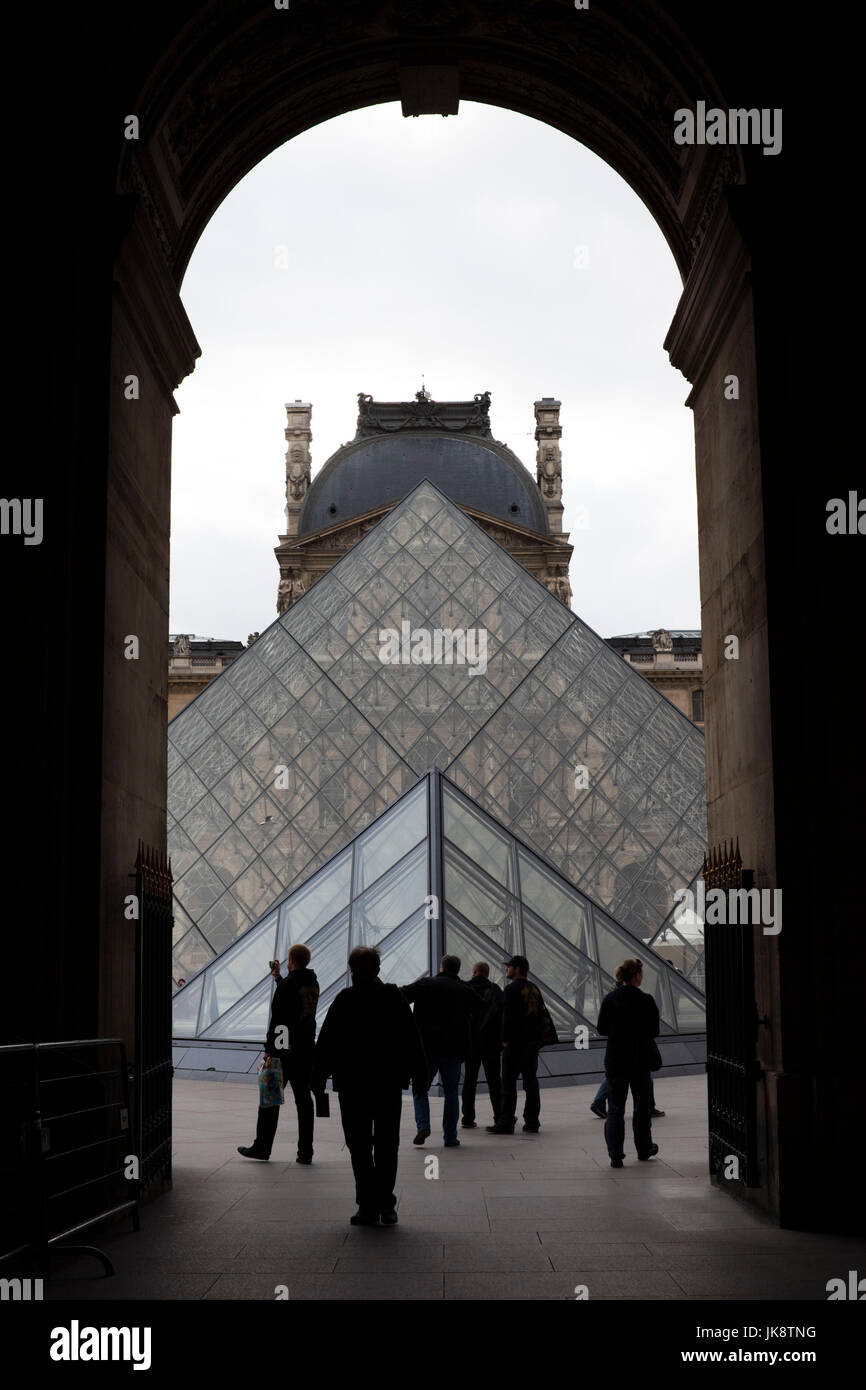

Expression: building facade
xmin=605 ymin=630 xmax=704 ymax=729
xmin=274 ymin=391 xmax=575 ymax=613
xmin=168 ymin=635 xmax=246 ymax=719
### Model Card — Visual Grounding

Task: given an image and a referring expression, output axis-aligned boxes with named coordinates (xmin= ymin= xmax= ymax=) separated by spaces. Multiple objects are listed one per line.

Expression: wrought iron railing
xmin=134 ymin=842 xmax=173 ymax=1198
xmin=703 ymin=838 xmax=760 ymax=1189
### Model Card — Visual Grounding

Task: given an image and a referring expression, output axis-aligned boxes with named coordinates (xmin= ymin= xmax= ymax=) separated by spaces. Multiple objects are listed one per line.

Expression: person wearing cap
xmin=486 ymin=954 xmax=547 ymax=1135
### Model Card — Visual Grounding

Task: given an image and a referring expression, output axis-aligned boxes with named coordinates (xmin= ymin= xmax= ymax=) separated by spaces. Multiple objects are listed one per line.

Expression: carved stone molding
xmin=113 ymin=200 xmax=201 ymax=401
xmin=355 ymin=390 xmax=492 ymax=439
xmin=664 ymin=192 xmax=750 ymax=398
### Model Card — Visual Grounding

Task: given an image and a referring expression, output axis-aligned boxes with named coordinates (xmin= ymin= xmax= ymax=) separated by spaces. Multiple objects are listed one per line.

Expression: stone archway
xmin=26 ymin=1 xmax=848 ymax=1232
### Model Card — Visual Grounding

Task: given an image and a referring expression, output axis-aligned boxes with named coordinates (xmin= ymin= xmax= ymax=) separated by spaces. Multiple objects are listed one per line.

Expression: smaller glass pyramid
xmin=172 ymin=771 xmax=705 ymax=1043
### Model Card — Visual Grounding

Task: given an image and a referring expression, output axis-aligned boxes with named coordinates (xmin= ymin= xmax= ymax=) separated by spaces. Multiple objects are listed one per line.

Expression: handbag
xmin=258 ymin=1057 xmax=285 ymax=1107
xmin=648 ymin=1040 xmax=663 ymax=1072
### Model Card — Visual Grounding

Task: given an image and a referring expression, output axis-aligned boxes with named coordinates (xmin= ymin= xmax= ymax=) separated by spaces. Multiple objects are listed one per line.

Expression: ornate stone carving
xmin=547 ymin=564 xmax=573 ymax=608
xmin=534 ymin=397 xmax=565 ymax=532
xmin=686 ymin=151 xmax=741 ymax=258
xmin=282 ymin=402 xmax=312 ymax=535
xmin=172 ymin=634 xmax=190 ymax=657
xmin=277 ymin=568 xmax=308 ymax=614
xmin=355 ymin=390 xmax=493 ymax=439
xmin=652 ymin=628 xmax=674 ymax=653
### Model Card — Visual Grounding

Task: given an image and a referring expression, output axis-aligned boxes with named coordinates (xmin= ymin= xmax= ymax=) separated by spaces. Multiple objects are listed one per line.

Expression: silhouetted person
xmin=403 ymin=955 xmax=484 ymax=1147
xmin=596 ymin=957 xmax=660 ymax=1167
xmin=238 ymin=943 xmax=319 ymax=1164
xmin=312 ymin=946 xmax=428 ymax=1226
xmin=487 ymin=955 xmax=549 ymax=1135
xmin=461 ymin=961 xmax=504 ymax=1129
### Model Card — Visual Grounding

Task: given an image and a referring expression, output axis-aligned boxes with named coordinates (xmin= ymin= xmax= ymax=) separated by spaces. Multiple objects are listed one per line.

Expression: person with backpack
xmin=486 ymin=954 xmax=556 ymax=1135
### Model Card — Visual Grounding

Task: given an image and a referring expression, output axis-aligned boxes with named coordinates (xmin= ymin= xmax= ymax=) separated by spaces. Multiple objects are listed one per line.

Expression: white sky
xmin=171 ymin=101 xmax=700 ymax=642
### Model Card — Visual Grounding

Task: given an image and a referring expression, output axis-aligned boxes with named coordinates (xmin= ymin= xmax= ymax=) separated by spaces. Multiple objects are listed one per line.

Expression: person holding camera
xmin=237 ymin=942 xmax=319 ymax=1164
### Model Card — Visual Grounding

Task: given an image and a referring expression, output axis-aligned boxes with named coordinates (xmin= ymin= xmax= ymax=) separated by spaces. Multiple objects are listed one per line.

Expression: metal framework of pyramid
xmin=172 ymin=770 xmax=705 ymax=1043
xmin=168 ymin=480 xmax=707 ymax=1007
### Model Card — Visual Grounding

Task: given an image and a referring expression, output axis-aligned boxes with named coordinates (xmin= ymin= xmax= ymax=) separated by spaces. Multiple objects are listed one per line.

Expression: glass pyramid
xmin=168 ymin=479 xmax=707 ymax=989
xmin=172 ymin=771 xmax=705 ymax=1042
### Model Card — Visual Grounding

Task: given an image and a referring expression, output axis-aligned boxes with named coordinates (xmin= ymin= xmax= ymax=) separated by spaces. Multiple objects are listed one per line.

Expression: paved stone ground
xmin=45 ymin=1076 xmax=865 ymax=1301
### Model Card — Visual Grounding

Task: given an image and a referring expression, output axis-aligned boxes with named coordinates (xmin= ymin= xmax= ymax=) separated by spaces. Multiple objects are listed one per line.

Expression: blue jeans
xmin=413 ymin=1055 xmax=462 ymax=1143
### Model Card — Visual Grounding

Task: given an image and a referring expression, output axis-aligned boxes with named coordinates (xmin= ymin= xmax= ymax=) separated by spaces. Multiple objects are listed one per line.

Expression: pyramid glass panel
xmin=352 ymin=781 xmax=427 ymax=894
xmin=200 ymin=976 xmax=274 ymax=1042
xmin=169 ymin=481 xmax=708 ymax=988
xmin=376 ymin=911 xmax=431 ymax=985
xmin=280 ymin=848 xmax=352 ymax=947
xmin=443 ymin=847 xmax=522 ymax=958
xmin=172 ymin=926 xmax=215 ymax=984
xmin=197 ymin=911 xmax=279 ymax=1033
xmin=442 ymin=785 xmax=516 ymax=894
xmin=350 ymin=842 xmax=427 ymax=947
xmin=172 ymin=974 xmax=203 ymax=1035
xmin=303 ymin=908 xmax=351 ymax=995
xmin=442 ymin=914 xmax=510 ymax=980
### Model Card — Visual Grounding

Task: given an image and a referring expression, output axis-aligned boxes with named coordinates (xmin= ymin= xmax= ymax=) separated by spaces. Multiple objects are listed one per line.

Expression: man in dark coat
xmin=312 ymin=946 xmax=428 ymax=1226
xmin=461 ymin=961 xmax=504 ymax=1129
xmin=596 ymin=957 xmax=661 ymax=1167
xmin=487 ymin=954 xmax=549 ymax=1135
xmin=237 ymin=942 xmax=319 ymax=1164
xmin=402 ymin=955 xmax=485 ymax=1147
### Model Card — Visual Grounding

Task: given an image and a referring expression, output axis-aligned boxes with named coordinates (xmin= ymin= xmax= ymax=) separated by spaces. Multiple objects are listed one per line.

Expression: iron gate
xmin=704 ymin=838 xmax=760 ymax=1188
xmin=134 ymin=841 xmax=173 ymax=1196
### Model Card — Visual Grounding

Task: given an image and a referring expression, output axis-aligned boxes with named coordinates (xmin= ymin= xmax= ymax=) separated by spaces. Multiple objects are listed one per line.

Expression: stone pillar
xmin=283 ymin=401 xmax=312 ymax=539
xmin=101 ymin=203 xmax=200 ymax=1051
xmin=534 ymin=397 xmax=565 ymax=536
xmin=667 ymin=196 xmax=781 ymax=1217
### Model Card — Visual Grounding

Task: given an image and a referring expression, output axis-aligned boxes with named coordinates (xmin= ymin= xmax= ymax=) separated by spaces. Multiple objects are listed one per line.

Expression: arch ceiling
xmin=119 ymin=0 xmax=743 ymax=285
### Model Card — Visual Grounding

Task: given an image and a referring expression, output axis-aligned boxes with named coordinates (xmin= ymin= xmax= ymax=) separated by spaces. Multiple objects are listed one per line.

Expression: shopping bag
xmin=258 ymin=1057 xmax=284 ymax=1107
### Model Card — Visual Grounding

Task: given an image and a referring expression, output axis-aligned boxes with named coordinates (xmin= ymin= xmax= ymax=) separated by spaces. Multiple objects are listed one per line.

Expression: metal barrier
xmin=0 ymin=1039 xmax=140 ymax=1278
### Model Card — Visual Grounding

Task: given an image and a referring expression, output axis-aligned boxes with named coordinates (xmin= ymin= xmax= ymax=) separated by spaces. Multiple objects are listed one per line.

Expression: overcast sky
xmin=171 ymin=101 xmax=700 ymax=642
